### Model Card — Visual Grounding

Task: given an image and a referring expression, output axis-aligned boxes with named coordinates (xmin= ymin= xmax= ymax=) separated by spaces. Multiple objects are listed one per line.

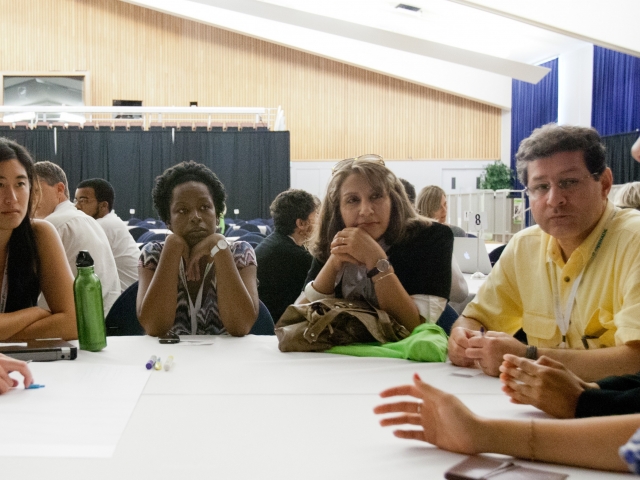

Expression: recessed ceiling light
xmin=395 ymin=4 xmax=422 ymax=14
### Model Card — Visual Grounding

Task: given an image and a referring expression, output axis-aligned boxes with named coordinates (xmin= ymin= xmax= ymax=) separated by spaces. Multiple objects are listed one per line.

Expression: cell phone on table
xmin=159 ymin=333 xmax=180 ymax=344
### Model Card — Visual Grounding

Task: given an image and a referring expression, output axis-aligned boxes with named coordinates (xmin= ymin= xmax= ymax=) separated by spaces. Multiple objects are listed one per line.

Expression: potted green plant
xmin=479 ymin=161 xmax=514 ymax=190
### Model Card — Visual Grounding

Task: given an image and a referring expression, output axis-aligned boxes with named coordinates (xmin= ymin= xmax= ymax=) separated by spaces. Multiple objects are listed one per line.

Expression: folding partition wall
xmin=602 ymin=131 xmax=640 ymax=184
xmin=0 ymin=128 xmax=290 ymax=220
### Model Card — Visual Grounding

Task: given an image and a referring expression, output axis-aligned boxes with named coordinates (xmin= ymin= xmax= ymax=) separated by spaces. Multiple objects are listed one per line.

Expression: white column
xmin=558 ymin=44 xmax=594 ymax=127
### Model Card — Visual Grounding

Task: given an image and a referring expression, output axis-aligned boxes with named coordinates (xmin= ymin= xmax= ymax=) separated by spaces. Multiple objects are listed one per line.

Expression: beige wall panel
xmin=0 ymin=0 xmax=501 ymax=160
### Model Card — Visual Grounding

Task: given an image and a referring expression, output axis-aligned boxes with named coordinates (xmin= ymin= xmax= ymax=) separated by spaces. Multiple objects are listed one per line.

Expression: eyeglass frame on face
xmin=74 ymin=197 xmax=95 ymax=206
xmin=331 ymin=154 xmax=385 ymax=176
xmin=524 ymin=171 xmax=602 ymax=200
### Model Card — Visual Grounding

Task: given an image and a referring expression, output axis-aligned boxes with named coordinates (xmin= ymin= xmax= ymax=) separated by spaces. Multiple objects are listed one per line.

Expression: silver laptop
xmin=0 ymin=339 xmax=77 ymax=362
xmin=453 ymin=237 xmax=492 ymax=275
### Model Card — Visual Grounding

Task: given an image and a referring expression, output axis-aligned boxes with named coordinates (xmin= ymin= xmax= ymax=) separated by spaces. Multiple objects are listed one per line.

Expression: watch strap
xmin=367 ymin=266 xmax=381 ymax=278
xmin=367 ymin=258 xmax=390 ymax=278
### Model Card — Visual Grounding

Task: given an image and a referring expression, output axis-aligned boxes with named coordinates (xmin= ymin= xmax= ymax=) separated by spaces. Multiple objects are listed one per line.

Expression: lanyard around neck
xmin=179 ymin=259 xmax=213 ymax=335
xmin=547 ymin=209 xmax=616 ymax=347
xmin=0 ymin=253 xmax=8 ymax=314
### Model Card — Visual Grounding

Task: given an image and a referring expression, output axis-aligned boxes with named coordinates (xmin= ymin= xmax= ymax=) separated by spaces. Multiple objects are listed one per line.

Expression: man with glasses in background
xmin=75 ymin=178 xmax=139 ymax=291
xmin=448 ymin=124 xmax=640 ymax=383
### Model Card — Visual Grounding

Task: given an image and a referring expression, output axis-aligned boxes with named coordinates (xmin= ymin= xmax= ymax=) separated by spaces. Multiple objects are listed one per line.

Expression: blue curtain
xmin=510 ymin=59 xmax=558 ymax=190
xmin=592 ymin=46 xmax=640 ymax=136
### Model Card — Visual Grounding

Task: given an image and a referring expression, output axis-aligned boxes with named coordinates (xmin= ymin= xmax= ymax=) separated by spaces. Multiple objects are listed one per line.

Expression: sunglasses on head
xmin=331 ymin=154 xmax=385 ymax=175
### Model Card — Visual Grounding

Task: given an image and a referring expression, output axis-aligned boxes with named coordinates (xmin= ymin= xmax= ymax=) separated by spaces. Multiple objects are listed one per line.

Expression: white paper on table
xmin=0 ymin=362 xmax=151 ymax=458
xmin=176 ymin=335 xmax=215 ymax=346
xmin=450 ymin=366 xmax=484 ymax=377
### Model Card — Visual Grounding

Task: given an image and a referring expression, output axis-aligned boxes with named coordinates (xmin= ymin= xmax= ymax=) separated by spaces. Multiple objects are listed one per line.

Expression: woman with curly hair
xmin=298 ymin=155 xmax=453 ymax=331
xmin=136 ymin=161 xmax=258 ymax=337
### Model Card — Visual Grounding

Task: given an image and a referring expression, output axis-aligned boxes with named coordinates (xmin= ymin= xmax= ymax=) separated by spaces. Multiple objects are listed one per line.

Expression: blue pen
xmin=27 ymin=384 xmax=45 ymax=389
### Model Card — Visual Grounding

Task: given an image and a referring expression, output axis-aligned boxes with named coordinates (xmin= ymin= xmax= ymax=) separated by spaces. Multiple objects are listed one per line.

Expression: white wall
xmin=290 ymin=160 xmax=497 ymax=201
xmin=558 ymin=44 xmax=594 ymax=126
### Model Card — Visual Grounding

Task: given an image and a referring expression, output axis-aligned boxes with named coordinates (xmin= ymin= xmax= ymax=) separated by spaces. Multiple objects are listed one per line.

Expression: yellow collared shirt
xmin=463 ymin=202 xmax=640 ymax=348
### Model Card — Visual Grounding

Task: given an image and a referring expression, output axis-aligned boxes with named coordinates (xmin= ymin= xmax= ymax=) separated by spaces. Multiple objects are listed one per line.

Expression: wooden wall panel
xmin=0 ymin=0 xmax=501 ymax=161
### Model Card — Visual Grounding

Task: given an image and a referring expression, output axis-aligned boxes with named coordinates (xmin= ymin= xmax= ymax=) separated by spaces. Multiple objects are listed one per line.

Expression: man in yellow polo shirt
xmin=448 ymin=124 xmax=640 ymax=381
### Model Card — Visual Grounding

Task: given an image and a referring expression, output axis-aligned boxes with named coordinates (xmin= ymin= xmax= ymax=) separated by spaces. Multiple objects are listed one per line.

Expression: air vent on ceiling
xmin=395 ymin=4 xmax=422 ymax=13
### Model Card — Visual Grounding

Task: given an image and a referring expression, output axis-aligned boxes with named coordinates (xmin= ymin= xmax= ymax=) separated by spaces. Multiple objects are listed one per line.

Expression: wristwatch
xmin=367 ymin=258 xmax=391 ymax=278
xmin=210 ymin=238 xmax=229 ymax=258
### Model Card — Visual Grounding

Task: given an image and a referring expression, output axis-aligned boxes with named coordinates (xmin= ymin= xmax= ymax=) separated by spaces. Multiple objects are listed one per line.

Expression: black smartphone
xmin=159 ymin=333 xmax=180 ymax=344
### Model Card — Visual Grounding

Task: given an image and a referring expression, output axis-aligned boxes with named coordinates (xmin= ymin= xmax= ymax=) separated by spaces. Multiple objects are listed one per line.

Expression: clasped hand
xmin=168 ymin=233 xmax=226 ymax=282
xmin=499 ymin=354 xmax=595 ymax=418
xmin=449 ymin=327 xmax=527 ymax=377
xmin=329 ymin=227 xmax=385 ymax=270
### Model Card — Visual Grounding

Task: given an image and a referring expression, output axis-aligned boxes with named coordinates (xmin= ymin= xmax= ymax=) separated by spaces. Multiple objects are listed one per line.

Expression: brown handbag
xmin=275 ymin=298 xmax=411 ymax=352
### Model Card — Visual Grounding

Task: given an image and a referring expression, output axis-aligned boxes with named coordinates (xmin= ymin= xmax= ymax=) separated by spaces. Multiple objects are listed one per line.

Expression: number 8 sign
xmin=469 ymin=212 xmax=486 ymax=232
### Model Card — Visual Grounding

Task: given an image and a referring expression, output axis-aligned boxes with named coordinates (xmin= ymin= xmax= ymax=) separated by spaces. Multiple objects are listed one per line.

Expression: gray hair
xmin=34 ymin=161 xmax=70 ymax=198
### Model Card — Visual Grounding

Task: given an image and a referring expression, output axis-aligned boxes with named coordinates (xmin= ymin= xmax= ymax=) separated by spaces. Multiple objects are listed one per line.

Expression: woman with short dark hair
xmin=137 ymin=161 xmax=258 ymax=337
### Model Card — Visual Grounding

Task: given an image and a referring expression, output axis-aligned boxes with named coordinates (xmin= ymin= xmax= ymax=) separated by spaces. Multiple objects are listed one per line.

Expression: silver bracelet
xmin=303 ymin=281 xmax=334 ymax=302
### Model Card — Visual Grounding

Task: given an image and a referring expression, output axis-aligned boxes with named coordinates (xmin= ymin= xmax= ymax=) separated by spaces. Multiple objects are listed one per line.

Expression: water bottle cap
xmin=76 ymin=251 xmax=94 ymax=267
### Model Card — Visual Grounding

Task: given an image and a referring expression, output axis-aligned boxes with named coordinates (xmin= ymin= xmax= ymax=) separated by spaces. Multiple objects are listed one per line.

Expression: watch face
xmin=217 ymin=239 xmax=228 ymax=250
xmin=376 ymin=258 xmax=390 ymax=273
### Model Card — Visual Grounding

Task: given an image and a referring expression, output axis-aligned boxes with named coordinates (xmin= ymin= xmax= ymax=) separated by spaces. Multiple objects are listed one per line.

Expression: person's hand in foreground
xmin=499 ymin=354 xmax=598 ymax=418
xmin=374 ymin=373 xmax=483 ymax=454
xmin=374 ymin=372 xmax=635 ymax=472
xmin=0 ymin=354 xmax=33 ymax=394
xmin=465 ymin=331 xmax=527 ymax=377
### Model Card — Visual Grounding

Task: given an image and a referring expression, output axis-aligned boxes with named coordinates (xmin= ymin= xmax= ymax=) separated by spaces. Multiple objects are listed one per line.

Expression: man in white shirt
xmin=33 ymin=161 xmax=120 ymax=315
xmin=74 ymin=178 xmax=139 ymax=291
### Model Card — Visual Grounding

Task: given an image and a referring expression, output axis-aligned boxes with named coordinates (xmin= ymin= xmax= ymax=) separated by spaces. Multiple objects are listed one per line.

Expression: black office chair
xmin=137 ymin=231 xmax=169 ymax=244
xmin=128 ymin=226 xmax=149 ymax=241
xmin=249 ymin=301 xmax=275 ymax=335
xmin=435 ymin=304 xmax=459 ymax=337
xmin=105 ymin=282 xmax=146 ymax=336
xmin=241 ymin=223 xmax=262 ymax=233
xmin=238 ymin=233 xmax=266 ymax=245
xmin=225 ymin=228 xmax=250 ymax=238
xmin=489 ymin=244 xmax=507 ymax=267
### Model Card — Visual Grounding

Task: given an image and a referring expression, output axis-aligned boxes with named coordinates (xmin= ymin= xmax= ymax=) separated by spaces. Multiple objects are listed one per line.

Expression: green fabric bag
xmin=326 ymin=322 xmax=448 ymax=362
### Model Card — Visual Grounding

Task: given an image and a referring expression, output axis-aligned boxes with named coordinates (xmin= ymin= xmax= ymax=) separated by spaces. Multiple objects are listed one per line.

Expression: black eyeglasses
xmin=331 ymin=154 xmax=385 ymax=175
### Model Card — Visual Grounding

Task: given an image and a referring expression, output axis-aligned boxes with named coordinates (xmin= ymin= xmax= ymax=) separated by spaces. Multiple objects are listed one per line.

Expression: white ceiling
xmin=121 ymin=0 xmax=639 ymax=109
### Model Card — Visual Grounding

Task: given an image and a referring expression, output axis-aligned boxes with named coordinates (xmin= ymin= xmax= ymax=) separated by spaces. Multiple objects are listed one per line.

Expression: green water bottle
xmin=74 ymin=251 xmax=107 ymax=352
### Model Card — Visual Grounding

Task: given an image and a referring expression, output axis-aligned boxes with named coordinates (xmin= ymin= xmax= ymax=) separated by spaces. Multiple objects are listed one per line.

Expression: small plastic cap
xmin=76 ymin=250 xmax=94 ymax=267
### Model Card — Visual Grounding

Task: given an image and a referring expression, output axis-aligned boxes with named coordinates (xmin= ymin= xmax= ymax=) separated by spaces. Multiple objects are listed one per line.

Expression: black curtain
xmin=602 ymin=131 xmax=640 ymax=184
xmin=174 ymin=130 xmax=290 ymax=220
xmin=0 ymin=127 xmax=55 ymax=162
xmin=13 ymin=128 xmax=292 ymax=220
xmin=7 ymin=128 xmax=289 ymax=219
xmin=136 ymin=130 xmax=175 ymax=220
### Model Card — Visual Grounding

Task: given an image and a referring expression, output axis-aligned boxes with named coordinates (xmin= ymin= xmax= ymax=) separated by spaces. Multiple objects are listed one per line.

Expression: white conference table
xmin=2 ymin=336 xmax=631 ymax=479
